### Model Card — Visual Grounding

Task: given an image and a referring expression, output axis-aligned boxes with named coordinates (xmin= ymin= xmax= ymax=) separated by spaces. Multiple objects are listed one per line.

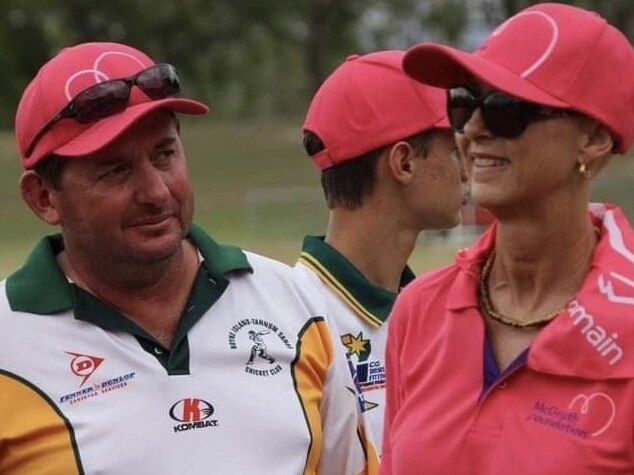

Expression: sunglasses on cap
xmin=25 ymin=63 xmax=181 ymax=158
xmin=447 ymin=87 xmax=575 ymax=138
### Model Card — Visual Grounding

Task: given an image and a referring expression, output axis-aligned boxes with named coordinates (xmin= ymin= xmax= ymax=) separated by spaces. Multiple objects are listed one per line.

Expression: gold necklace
xmin=478 ymin=252 xmax=564 ymax=329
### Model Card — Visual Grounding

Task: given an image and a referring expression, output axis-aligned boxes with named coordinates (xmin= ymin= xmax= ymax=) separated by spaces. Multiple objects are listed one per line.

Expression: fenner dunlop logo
xmin=66 ymin=351 xmax=104 ymax=386
xmin=228 ymin=317 xmax=294 ymax=377
xmin=170 ymin=398 xmax=219 ymax=433
xmin=59 ymin=351 xmax=136 ymax=405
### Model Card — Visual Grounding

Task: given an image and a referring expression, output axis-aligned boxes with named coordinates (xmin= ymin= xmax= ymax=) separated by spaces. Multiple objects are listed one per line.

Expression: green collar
xmin=297 ymin=235 xmax=415 ymax=327
xmin=6 ymin=222 xmax=252 ymax=314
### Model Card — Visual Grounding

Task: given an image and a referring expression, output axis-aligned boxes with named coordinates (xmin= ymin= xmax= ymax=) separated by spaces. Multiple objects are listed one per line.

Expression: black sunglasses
xmin=25 ymin=63 xmax=181 ymax=158
xmin=447 ymin=87 xmax=575 ymax=138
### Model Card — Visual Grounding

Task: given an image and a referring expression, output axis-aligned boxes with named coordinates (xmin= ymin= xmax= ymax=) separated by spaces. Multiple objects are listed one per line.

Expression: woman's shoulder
xmin=402 ymin=263 xmax=462 ymax=297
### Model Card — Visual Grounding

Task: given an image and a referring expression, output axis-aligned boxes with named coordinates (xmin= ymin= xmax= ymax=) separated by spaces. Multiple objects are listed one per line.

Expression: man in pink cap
xmin=0 ymin=42 xmax=370 ymax=474
xmin=294 ymin=50 xmax=467 ymax=465
xmin=382 ymin=3 xmax=634 ymax=474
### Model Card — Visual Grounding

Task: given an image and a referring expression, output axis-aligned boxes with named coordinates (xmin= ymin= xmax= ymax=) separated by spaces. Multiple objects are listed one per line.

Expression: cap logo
xmin=491 ymin=10 xmax=559 ymax=78
xmin=64 ymin=51 xmax=147 ymax=101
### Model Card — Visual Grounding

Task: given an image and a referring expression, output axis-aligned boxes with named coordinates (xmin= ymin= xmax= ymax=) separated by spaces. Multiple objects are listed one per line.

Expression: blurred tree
xmin=0 ymin=0 xmax=310 ymax=120
xmin=297 ymin=0 xmax=472 ymax=91
xmin=297 ymin=0 xmax=364 ymax=94
xmin=0 ymin=1 xmax=52 ymax=128
xmin=0 ymin=0 xmax=632 ymax=129
xmin=423 ymin=0 xmax=470 ymax=44
xmin=0 ymin=0 xmax=401 ymax=122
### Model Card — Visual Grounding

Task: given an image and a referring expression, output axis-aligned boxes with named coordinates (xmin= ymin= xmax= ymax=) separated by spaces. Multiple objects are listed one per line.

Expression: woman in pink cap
xmin=382 ymin=3 xmax=634 ymax=474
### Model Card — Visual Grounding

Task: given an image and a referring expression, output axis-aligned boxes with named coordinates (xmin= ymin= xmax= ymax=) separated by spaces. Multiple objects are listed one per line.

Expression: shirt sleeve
xmin=291 ymin=266 xmax=377 ymax=474
xmin=319 ymin=331 xmax=376 ymax=475
xmin=291 ymin=314 xmax=374 ymax=475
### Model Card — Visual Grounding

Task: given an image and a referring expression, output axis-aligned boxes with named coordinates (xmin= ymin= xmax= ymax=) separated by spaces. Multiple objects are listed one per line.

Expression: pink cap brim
xmin=403 ymin=43 xmax=570 ymax=108
xmin=435 ymin=115 xmax=451 ymax=129
xmin=23 ymin=97 xmax=209 ymax=169
xmin=311 ymin=112 xmax=451 ymax=171
xmin=48 ymin=97 xmax=207 ymax=160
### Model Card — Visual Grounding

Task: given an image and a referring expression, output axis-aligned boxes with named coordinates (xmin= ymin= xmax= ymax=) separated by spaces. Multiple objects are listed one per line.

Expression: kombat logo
xmin=170 ymin=398 xmax=219 ymax=433
xmin=228 ymin=317 xmax=294 ymax=377
xmin=341 ymin=332 xmax=384 ymax=412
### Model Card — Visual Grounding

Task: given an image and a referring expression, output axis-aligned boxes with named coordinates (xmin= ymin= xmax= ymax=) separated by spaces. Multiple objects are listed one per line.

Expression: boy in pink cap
xmin=0 ymin=42 xmax=370 ymax=475
xmin=382 ymin=3 xmax=634 ymax=474
xmin=294 ymin=50 xmax=468 ymax=464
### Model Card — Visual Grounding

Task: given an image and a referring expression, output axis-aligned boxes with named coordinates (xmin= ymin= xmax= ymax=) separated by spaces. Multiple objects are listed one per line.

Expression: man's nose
xmin=134 ymin=162 xmax=170 ymax=204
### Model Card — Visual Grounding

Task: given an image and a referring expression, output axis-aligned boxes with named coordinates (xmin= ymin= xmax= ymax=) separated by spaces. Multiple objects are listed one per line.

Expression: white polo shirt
xmin=0 ymin=224 xmax=367 ymax=475
xmin=294 ymin=235 xmax=414 ymax=463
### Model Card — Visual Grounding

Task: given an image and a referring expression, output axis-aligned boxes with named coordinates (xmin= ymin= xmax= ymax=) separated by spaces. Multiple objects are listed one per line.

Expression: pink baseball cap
xmin=16 ymin=41 xmax=209 ymax=169
xmin=403 ymin=3 xmax=634 ymax=154
xmin=302 ymin=50 xmax=449 ymax=171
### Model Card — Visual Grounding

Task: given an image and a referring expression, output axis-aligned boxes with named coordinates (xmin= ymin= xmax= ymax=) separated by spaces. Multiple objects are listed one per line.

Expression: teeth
xmin=474 ymin=157 xmax=507 ymax=167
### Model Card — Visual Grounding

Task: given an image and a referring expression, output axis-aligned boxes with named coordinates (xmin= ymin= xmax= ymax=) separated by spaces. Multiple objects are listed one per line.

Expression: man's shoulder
xmin=242 ymin=250 xmax=291 ymax=272
xmin=292 ymin=259 xmax=324 ymax=286
xmin=0 ymin=279 xmax=9 ymax=313
xmin=5 ymin=235 xmax=72 ymax=315
xmin=291 ymin=261 xmax=349 ymax=316
xmin=231 ymin=250 xmax=298 ymax=286
xmin=190 ymin=224 xmax=296 ymax=280
xmin=226 ymin=250 xmax=316 ymax=303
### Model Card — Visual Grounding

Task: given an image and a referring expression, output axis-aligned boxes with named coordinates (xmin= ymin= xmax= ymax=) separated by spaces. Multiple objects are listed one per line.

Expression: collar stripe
xmin=298 ymin=253 xmax=382 ymax=327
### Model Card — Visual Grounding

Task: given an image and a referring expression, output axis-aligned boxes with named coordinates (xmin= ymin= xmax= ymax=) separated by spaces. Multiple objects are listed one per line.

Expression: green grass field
xmin=2 ymin=117 xmax=633 ymax=279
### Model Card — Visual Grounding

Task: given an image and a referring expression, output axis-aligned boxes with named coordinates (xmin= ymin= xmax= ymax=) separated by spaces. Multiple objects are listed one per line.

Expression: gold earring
xmin=578 ymin=162 xmax=591 ymax=177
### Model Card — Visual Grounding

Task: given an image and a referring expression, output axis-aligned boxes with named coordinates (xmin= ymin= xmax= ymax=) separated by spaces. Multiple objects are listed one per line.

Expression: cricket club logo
xmin=246 ymin=330 xmax=276 ymax=365
xmin=341 ymin=332 xmax=385 ymax=412
xmin=228 ymin=317 xmax=294 ymax=377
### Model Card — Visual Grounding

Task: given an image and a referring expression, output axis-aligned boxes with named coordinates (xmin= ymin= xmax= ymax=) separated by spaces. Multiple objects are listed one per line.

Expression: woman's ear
xmin=581 ymin=121 xmax=614 ymax=162
xmin=19 ymin=171 xmax=62 ymax=225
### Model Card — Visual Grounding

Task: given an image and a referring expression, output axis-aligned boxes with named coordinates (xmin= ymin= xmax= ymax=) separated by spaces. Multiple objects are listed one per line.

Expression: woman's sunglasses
xmin=25 ymin=63 xmax=181 ymax=158
xmin=447 ymin=87 xmax=575 ymax=138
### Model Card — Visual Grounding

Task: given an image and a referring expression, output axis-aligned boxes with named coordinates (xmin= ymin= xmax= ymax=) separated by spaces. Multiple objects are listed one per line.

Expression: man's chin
xmin=125 ymin=236 xmax=185 ymax=264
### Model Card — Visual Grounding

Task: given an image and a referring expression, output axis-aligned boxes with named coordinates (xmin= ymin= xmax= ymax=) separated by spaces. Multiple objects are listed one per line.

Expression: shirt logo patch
xmin=490 ymin=10 xmax=559 ymax=78
xmin=228 ymin=318 xmax=294 ymax=377
xmin=64 ymin=51 xmax=147 ymax=101
xmin=66 ymin=351 xmax=104 ymax=386
xmin=598 ymin=272 xmax=634 ymax=306
xmin=525 ymin=392 xmax=616 ymax=438
xmin=568 ymin=392 xmax=616 ymax=437
xmin=567 ymin=300 xmax=624 ymax=366
xmin=341 ymin=332 xmax=385 ymax=412
xmin=60 ymin=351 xmax=136 ymax=405
xmin=170 ymin=398 xmax=219 ymax=433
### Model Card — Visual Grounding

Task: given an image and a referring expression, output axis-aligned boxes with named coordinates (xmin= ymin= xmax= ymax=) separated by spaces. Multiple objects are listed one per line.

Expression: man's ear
xmin=386 ymin=141 xmax=418 ymax=184
xmin=19 ymin=171 xmax=62 ymax=225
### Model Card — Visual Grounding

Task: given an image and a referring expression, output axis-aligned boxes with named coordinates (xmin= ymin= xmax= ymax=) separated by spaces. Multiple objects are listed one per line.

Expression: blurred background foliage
xmin=1 ymin=0 xmax=633 ymax=127
xmin=2 ymin=0 xmax=634 ymax=278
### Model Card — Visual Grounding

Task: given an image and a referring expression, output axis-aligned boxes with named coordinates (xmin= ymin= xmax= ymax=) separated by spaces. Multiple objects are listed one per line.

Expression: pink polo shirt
xmin=381 ymin=203 xmax=634 ymax=475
